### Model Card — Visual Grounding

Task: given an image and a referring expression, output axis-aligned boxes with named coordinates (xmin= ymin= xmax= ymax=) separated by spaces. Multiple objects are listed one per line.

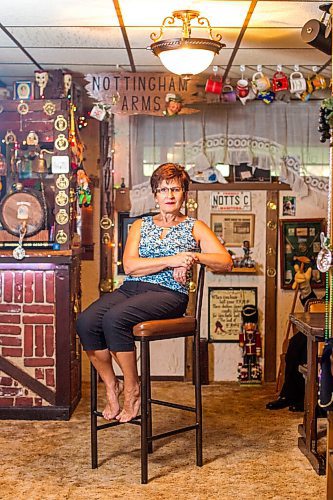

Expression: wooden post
xmin=264 ymin=191 xmax=279 ymax=381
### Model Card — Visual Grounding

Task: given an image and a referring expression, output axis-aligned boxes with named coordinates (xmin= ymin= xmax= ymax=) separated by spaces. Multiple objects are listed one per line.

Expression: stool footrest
xmin=150 ymin=424 xmax=198 ymax=442
xmin=94 ymin=411 xmax=142 ymax=430
xmin=150 ymin=398 xmax=196 ymax=413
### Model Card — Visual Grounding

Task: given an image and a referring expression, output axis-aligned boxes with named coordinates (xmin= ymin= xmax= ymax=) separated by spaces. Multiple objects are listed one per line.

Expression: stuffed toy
xmin=76 ymin=167 xmax=92 ymax=207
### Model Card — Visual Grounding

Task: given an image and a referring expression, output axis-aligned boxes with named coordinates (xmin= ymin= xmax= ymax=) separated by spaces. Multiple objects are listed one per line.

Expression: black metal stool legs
xmin=90 ymin=364 xmax=98 ymax=469
xmin=146 ymin=343 xmax=153 ymax=454
xmin=194 ymin=335 xmax=203 ymax=466
xmin=140 ymin=339 xmax=149 ymax=484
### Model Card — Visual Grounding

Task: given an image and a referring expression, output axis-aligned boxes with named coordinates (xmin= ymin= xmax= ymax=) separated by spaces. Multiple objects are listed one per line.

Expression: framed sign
xmin=279 ymin=218 xmax=325 ymax=289
xmin=211 ymin=213 xmax=255 ymax=247
xmin=208 ymin=287 xmax=257 ymax=342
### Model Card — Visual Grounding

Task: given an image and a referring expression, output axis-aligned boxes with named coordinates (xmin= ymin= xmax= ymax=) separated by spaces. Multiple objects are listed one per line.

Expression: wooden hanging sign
xmin=84 ymin=72 xmax=205 ymax=116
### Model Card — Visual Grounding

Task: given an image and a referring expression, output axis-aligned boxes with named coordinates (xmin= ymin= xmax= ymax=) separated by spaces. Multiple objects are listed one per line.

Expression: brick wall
xmin=0 ymin=270 xmax=56 ymax=407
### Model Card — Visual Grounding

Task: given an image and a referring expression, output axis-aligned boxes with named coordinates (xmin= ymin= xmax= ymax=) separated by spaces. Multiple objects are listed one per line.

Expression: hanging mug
xmin=311 ymin=73 xmax=327 ymax=91
xmin=252 ymin=71 xmax=271 ymax=93
xmin=221 ymin=84 xmax=237 ymax=103
xmin=272 ymin=71 xmax=289 ymax=92
xmin=289 ymin=71 xmax=307 ymax=94
xmin=236 ymin=78 xmax=250 ymax=98
xmin=205 ymin=75 xmax=223 ymax=95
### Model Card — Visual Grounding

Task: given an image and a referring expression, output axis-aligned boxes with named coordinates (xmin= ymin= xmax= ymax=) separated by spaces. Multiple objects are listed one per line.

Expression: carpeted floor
xmin=0 ymin=382 xmax=326 ymax=500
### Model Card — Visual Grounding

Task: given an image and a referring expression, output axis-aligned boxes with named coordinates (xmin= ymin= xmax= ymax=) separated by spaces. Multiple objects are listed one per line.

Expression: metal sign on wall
xmin=211 ymin=191 xmax=252 ymax=211
xmin=85 ymin=72 xmax=205 ymax=116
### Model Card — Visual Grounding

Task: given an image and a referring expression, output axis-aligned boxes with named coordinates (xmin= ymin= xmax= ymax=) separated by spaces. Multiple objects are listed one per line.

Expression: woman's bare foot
xmin=102 ymin=379 xmax=124 ymax=420
xmin=116 ymin=384 xmax=141 ymax=423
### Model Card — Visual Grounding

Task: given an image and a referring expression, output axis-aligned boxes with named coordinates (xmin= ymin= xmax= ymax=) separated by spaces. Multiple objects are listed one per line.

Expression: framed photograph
xmin=282 ymin=196 xmax=296 ymax=216
xmin=13 ymin=81 xmax=34 ymax=100
xmin=211 ymin=213 xmax=255 ymax=247
xmin=208 ymin=287 xmax=257 ymax=342
xmin=280 ymin=218 xmax=325 ymax=289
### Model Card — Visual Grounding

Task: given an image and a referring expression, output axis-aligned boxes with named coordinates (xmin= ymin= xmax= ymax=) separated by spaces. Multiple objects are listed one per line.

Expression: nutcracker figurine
xmin=238 ymin=304 xmax=262 ymax=384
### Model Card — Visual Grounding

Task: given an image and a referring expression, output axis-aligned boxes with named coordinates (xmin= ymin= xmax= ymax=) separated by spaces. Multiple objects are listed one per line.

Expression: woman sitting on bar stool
xmin=76 ymin=163 xmax=233 ymax=423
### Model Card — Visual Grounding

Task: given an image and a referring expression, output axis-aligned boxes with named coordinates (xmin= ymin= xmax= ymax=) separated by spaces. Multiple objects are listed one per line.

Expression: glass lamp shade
xmin=150 ymin=37 xmax=224 ymax=77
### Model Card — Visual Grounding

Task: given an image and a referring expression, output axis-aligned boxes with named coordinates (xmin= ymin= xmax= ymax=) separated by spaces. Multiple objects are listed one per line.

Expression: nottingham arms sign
xmin=85 ymin=72 xmax=205 ymax=116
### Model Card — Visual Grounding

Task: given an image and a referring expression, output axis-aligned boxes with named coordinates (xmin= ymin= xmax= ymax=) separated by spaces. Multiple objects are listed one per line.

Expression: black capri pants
xmin=76 ymin=281 xmax=188 ymax=352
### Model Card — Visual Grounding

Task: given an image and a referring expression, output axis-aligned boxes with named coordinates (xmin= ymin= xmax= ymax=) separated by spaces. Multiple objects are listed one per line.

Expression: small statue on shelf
xmin=76 ymin=165 xmax=92 ymax=207
xmin=238 ymin=304 xmax=262 ymax=384
xmin=240 ymin=240 xmax=255 ymax=268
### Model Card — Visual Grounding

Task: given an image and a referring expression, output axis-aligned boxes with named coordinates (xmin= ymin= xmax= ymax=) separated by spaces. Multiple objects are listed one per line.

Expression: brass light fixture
xmin=148 ymin=10 xmax=225 ymax=78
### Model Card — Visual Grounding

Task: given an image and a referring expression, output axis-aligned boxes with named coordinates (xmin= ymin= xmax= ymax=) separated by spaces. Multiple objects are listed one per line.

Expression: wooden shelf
xmin=189 ymin=182 xmax=290 ymax=191
xmin=210 ymin=267 xmax=257 ymax=274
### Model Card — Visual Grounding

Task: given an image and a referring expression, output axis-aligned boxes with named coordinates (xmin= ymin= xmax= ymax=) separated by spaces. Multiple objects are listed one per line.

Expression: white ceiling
xmin=0 ymin=0 xmax=331 ymax=85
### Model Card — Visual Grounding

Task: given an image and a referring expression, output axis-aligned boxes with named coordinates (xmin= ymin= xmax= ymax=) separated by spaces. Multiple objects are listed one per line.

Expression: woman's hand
xmin=169 ymin=252 xmax=198 ymax=269
xmin=173 ymin=266 xmax=188 ymax=285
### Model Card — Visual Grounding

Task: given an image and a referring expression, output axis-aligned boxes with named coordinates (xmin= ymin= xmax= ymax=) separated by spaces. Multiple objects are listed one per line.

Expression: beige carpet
xmin=0 ymin=382 xmax=326 ymax=500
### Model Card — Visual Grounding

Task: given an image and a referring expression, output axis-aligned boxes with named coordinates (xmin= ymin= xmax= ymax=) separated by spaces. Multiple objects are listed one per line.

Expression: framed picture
xmin=208 ymin=287 xmax=257 ymax=342
xmin=234 ymin=163 xmax=271 ymax=183
xmin=13 ymin=81 xmax=34 ymax=100
xmin=211 ymin=213 xmax=255 ymax=247
xmin=280 ymin=218 xmax=325 ymax=289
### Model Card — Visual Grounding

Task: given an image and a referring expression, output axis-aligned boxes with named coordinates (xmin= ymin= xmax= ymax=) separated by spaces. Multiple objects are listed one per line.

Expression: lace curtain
xmin=129 ymin=101 xmax=329 ymax=215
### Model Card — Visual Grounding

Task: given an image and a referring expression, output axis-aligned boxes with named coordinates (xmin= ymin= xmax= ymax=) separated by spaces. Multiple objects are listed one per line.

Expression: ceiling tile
xmin=0 ymin=30 xmax=16 ymax=47
xmin=28 ymin=48 xmax=130 ymax=66
xmin=0 ymin=0 xmax=118 ymax=26
xmin=0 ymin=64 xmax=36 ymax=79
xmin=6 ymin=27 xmax=124 ymax=48
xmin=229 ymin=48 xmax=329 ymax=67
xmin=248 ymin=1 xmax=325 ymax=28
xmin=240 ymin=28 xmax=310 ymax=49
xmin=0 ymin=47 xmax=33 ymax=63
xmin=120 ymin=0 xmax=251 ymax=27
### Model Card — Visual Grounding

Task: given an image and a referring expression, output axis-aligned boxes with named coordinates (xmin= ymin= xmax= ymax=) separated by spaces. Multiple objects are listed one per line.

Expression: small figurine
xmin=76 ymin=165 xmax=92 ymax=207
xmin=163 ymin=93 xmax=183 ymax=117
xmin=240 ymin=240 xmax=255 ymax=268
xmin=238 ymin=304 xmax=262 ymax=384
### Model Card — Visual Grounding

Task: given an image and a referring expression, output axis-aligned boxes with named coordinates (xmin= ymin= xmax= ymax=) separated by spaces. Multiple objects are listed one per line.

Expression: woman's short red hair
xmin=150 ymin=163 xmax=190 ymax=194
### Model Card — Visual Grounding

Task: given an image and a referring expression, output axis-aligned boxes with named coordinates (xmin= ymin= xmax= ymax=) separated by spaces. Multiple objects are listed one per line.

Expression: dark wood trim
xmin=113 ymin=0 xmax=136 ymax=72
xmin=184 ymin=190 xmax=199 ymax=381
xmin=264 ymin=191 xmax=279 ymax=381
xmin=223 ymin=0 xmax=258 ymax=81
xmin=0 ymin=406 xmax=70 ymax=421
xmin=55 ymin=266 xmax=71 ymax=406
xmin=0 ymin=356 xmax=56 ymax=405
xmin=189 ymin=182 xmax=291 ymax=191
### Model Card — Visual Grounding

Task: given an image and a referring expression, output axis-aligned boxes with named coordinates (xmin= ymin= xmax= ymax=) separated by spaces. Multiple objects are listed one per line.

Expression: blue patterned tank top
xmin=125 ymin=216 xmax=200 ymax=295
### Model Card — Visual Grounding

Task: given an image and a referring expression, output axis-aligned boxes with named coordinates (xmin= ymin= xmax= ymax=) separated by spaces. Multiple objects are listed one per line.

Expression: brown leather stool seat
xmin=90 ymin=264 xmax=205 ymax=484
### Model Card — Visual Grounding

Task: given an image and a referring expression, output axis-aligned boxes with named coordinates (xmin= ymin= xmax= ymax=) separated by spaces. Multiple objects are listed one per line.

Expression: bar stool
xmin=90 ymin=264 xmax=205 ymax=483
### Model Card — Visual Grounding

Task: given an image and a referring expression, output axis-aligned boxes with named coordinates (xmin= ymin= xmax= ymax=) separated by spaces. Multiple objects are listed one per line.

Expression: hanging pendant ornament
xmin=55 ymin=229 xmax=68 ymax=244
xmin=54 ymin=114 xmax=68 ymax=132
xmin=55 ymin=190 xmax=69 ymax=206
xmin=17 ymin=100 xmax=29 ymax=115
xmin=34 ymin=70 xmax=49 ymax=99
xmin=100 ymin=215 xmax=112 ymax=230
xmin=26 ymin=131 xmax=39 ymax=146
xmin=55 ymin=134 xmax=69 ymax=151
xmin=317 ymin=232 xmax=332 ymax=272
xmin=43 ymin=101 xmax=56 ymax=116
xmin=4 ymin=130 xmax=17 ymax=145
xmin=55 ymin=174 xmax=69 ymax=190
xmin=13 ymin=225 xmax=27 ymax=260
xmin=55 ymin=209 xmax=69 ymax=225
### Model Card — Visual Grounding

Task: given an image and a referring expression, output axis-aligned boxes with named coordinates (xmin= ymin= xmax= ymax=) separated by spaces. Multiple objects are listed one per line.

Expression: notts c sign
xmin=211 ymin=192 xmax=251 ymax=211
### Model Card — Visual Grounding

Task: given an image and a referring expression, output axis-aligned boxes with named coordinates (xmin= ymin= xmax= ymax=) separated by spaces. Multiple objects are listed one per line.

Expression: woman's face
xmin=154 ymin=178 xmax=185 ymax=214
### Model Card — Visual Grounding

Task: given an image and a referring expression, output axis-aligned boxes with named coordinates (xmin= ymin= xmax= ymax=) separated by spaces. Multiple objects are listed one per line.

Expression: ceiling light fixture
xmin=148 ymin=10 xmax=225 ymax=78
